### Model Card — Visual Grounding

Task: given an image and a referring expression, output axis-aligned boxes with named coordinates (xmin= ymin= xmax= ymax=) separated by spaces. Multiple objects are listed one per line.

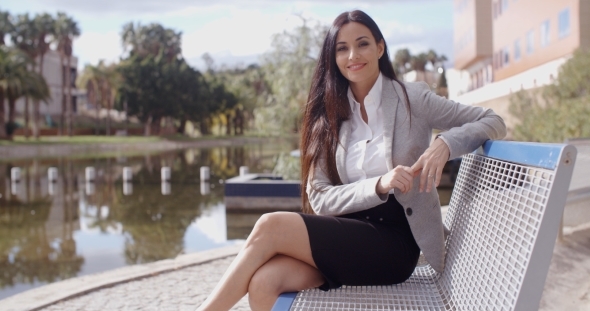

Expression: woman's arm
xmin=306 ymin=158 xmax=388 ymax=216
xmin=414 ymin=82 xmax=507 ymax=160
xmin=410 ymin=81 xmax=507 ymax=191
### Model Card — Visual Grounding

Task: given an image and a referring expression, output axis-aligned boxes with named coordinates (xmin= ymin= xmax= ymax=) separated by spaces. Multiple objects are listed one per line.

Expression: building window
xmin=501 ymin=0 xmax=509 ymax=13
xmin=540 ymin=20 xmax=550 ymax=47
xmin=502 ymin=47 xmax=510 ymax=67
xmin=559 ymin=8 xmax=571 ymax=38
xmin=526 ymin=30 xmax=534 ymax=54
xmin=514 ymin=39 xmax=521 ymax=61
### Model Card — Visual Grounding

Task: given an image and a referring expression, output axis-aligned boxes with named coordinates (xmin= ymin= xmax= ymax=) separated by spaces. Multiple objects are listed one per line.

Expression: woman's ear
xmin=377 ymin=39 xmax=385 ymax=59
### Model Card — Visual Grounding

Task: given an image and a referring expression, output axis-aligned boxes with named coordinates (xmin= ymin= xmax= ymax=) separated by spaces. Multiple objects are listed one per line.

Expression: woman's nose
xmin=349 ymin=49 xmax=359 ymax=60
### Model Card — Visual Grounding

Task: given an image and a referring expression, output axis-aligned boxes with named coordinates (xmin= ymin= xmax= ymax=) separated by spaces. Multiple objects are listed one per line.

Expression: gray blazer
xmin=306 ymin=77 xmax=507 ymax=272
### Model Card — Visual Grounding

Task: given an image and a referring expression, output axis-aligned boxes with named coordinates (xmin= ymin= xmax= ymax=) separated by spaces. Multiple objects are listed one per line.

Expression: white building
xmin=4 ymin=49 xmax=78 ymax=125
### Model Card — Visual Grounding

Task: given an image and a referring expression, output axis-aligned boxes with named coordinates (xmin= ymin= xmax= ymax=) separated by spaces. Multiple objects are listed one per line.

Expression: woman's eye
xmin=359 ymin=41 xmax=369 ymax=47
xmin=337 ymin=46 xmax=347 ymax=52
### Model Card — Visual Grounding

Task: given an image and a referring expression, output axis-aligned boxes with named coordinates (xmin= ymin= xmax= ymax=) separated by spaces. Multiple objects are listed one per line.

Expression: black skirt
xmin=299 ymin=195 xmax=420 ymax=291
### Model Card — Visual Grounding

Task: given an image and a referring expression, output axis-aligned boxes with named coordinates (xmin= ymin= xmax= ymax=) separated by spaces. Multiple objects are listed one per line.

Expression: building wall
xmin=580 ymin=0 xmax=590 ymax=49
xmin=492 ymin=0 xmax=583 ymax=81
xmin=454 ymin=0 xmax=493 ymax=70
xmin=3 ymin=50 xmax=78 ymax=122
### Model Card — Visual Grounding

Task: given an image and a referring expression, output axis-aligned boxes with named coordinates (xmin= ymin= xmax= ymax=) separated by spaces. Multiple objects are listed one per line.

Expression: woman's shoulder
xmin=383 ymin=76 xmax=432 ymax=101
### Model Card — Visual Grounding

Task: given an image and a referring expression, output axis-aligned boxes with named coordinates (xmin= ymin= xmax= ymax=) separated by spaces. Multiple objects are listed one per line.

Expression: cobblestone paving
xmin=42 ymin=256 xmax=248 ymax=311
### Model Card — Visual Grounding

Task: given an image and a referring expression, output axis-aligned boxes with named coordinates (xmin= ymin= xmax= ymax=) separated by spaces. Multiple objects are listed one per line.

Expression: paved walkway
xmin=1 ymin=227 xmax=589 ymax=311
xmin=43 ymin=256 xmax=249 ymax=311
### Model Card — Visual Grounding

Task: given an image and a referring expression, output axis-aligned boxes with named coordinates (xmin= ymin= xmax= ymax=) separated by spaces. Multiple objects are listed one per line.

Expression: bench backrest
xmin=439 ymin=141 xmax=577 ymax=310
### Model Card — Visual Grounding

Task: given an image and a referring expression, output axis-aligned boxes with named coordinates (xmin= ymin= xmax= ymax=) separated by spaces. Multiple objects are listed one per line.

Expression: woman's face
xmin=335 ymin=22 xmax=384 ymax=85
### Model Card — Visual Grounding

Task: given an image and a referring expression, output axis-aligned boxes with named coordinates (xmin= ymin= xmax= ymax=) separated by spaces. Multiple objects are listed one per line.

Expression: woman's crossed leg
xmin=196 ymin=212 xmax=324 ymax=311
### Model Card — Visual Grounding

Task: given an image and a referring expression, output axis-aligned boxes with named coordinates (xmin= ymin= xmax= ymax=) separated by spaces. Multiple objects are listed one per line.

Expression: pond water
xmin=0 ymin=140 xmax=453 ymax=300
xmin=0 ymin=141 xmax=298 ymax=300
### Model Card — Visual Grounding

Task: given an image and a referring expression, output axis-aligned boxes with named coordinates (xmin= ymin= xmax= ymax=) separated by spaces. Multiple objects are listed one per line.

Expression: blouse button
xmin=366 ymin=216 xmax=370 ymax=220
xmin=379 ymin=218 xmax=383 ymax=221
xmin=406 ymin=208 xmax=413 ymax=216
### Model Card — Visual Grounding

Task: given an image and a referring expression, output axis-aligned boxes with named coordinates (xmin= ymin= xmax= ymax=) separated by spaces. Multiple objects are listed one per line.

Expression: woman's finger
xmin=434 ymin=164 xmax=444 ymax=188
xmin=402 ymin=168 xmax=413 ymax=193
xmin=419 ymin=161 xmax=433 ymax=192
xmin=426 ymin=167 xmax=440 ymax=193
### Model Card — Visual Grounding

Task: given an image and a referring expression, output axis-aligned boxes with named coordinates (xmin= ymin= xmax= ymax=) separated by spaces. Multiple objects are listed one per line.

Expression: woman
xmin=197 ymin=10 xmax=506 ymax=311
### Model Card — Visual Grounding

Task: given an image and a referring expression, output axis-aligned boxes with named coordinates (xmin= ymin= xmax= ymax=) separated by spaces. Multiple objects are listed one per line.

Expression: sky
xmin=1 ymin=0 xmax=455 ymax=71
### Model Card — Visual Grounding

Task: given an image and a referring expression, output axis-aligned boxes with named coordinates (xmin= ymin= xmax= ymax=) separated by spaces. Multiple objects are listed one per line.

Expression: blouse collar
xmin=347 ymin=72 xmax=383 ymax=109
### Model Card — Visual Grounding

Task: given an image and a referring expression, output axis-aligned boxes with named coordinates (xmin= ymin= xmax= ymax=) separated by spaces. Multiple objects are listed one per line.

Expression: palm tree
xmin=0 ymin=49 xmax=49 ymax=138
xmin=0 ymin=47 xmax=49 ymax=140
xmin=426 ymin=49 xmax=448 ymax=69
xmin=10 ymin=13 xmax=38 ymax=138
xmin=54 ymin=12 xmax=80 ymax=136
xmin=393 ymin=48 xmax=411 ymax=76
xmin=0 ymin=10 xmax=14 ymax=46
xmin=31 ymin=13 xmax=54 ymax=139
xmin=0 ymin=49 xmax=7 ymax=138
xmin=78 ymin=61 xmax=121 ymax=135
xmin=77 ymin=63 xmax=102 ymax=135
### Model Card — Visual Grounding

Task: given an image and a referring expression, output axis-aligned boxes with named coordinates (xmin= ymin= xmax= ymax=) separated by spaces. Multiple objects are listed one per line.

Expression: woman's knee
xmin=249 ymin=212 xmax=293 ymax=242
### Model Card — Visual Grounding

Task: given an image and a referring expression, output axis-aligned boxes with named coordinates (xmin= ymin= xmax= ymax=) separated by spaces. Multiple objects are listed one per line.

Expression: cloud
xmin=182 ymin=9 xmax=304 ymax=59
xmin=74 ymin=31 xmax=122 ymax=68
xmin=36 ymin=0 xmax=440 ymax=16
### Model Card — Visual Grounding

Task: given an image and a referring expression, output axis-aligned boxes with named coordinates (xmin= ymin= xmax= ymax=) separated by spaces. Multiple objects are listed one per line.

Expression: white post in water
xmin=85 ymin=181 xmax=95 ymax=196
xmin=123 ymin=167 xmax=133 ymax=182
xmin=48 ymin=167 xmax=58 ymax=183
xmin=48 ymin=181 xmax=56 ymax=196
xmin=161 ymin=181 xmax=171 ymax=195
xmin=10 ymin=181 xmax=19 ymax=196
xmin=161 ymin=167 xmax=171 ymax=182
xmin=85 ymin=167 xmax=96 ymax=182
xmin=200 ymin=166 xmax=210 ymax=181
xmin=123 ymin=182 xmax=133 ymax=196
xmin=200 ymin=181 xmax=210 ymax=195
xmin=239 ymin=166 xmax=249 ymax=176
xmin=11 ymin=167 xmax=21 ymax=183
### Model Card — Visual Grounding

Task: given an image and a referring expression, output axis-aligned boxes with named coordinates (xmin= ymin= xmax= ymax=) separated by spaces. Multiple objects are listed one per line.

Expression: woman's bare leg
xmin=196 ymin=212 xmax=322 ymax=311
xmin=248 ymin=255 xmax=324 ymax=311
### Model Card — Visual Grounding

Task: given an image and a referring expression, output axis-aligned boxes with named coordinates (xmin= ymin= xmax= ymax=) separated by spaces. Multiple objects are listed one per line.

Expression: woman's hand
xmin=376 ymin=165 xmax=414 ymax=195
xmin=411 ymin=138 xmax=450 ymax=193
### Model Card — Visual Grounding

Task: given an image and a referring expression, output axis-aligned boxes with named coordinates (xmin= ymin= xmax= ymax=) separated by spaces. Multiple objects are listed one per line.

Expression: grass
xmin=0 ymin=135 xmax=163 ymax=146
xmin=0 ymin=132 xmax=299 ymax=146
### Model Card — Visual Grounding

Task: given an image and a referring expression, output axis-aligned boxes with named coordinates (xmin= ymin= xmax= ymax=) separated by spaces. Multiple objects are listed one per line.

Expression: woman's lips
xmin=347 ymin=63 xmax=366 ymax=71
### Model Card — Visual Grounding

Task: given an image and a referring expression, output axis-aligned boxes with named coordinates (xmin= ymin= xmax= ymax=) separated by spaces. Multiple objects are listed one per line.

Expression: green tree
xmin=509 ymin=49 xmax=590 ymax=142
xmin=121 ymin=22 xmax=182 ymax=62
xmin=256 ymin=19 xmax=327 ymax=135
xmin=221 ymin=65 xmax=269 ymax=135
xmin=0 ymin=10 xmax=14 ymax=46
xmin=393 ymin=48 xmax=411 ymax=75
xmin=78 ymin=61 xmax=121 ymax=135
xmin=10 ymin=13 xmax=38 ymax=138
xmin=54 ymin=12 xmax=80 ymax=136
xmin=0 ymin=47 xmax=49 ymax=139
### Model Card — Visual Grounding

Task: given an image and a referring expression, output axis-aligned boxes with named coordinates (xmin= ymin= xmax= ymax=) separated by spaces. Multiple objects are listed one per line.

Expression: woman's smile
xmin=347 ymin=63 xmax=367 ymax=71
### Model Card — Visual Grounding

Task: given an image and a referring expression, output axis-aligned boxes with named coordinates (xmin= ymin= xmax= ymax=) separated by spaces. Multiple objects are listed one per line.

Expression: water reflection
xmin=0 ymin=141 xmax=295 ymax=300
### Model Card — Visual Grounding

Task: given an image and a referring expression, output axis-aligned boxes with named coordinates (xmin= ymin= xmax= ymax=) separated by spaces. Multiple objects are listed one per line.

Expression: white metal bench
xmin=272 ymin=140 xmax=577 ymax=311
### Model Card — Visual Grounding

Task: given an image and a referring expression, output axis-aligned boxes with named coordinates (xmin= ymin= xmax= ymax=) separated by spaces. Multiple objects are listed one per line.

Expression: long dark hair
xmin=300 ymin=10 xmax=411 ymax=214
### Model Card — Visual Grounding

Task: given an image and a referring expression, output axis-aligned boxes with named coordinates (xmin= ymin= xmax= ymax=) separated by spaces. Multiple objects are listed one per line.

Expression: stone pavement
xmin=42 ymin=256 xmax=249 ymax=311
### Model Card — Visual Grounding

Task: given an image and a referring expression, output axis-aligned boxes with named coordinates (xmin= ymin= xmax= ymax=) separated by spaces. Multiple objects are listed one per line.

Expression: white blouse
xmin=345 ymin=73 xmax=389 ymax=184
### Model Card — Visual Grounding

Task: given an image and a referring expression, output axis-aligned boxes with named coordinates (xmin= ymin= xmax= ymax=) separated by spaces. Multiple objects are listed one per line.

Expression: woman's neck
xmin=349 ymin=72 xmax=380 ymax=105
